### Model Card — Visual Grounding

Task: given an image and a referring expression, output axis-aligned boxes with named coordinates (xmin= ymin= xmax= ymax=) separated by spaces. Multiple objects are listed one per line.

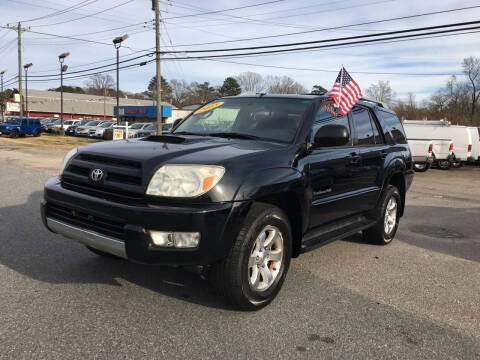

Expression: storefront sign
xmin=6 ymin=102 xmax=20 ymax=112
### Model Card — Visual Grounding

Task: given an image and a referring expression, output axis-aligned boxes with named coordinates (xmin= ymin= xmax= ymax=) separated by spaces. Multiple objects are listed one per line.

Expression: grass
xmin=0 ymin=132 xmax=101 ymax=150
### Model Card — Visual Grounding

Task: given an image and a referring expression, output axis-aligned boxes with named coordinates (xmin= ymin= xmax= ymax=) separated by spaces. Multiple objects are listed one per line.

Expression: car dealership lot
xmin=0 ymin=142 xmax=479 ymax=359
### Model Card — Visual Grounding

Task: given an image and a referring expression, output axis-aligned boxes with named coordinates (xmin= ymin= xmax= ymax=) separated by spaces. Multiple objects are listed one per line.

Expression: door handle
xmin=349 ymin=152 xmax=361 ymax=164
xmin=380 ymin=150 xmax=388 ymax=159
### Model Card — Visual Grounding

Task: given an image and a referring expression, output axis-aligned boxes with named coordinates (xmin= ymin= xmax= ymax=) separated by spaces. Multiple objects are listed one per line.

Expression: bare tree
xmin=365 ymin=80 xmax=395 ymax=106
xmin=462 ymin=56 xmax=480 ymax=119
xmin=84 ymin=74 xmax=115 ymax=96
xmin=265 ymin=75 xmax=307 ymax=94
xmin=170 ymin=79 xmax=190 ymax=107
xmin=236 ymin=72 xmax=266 ymax=93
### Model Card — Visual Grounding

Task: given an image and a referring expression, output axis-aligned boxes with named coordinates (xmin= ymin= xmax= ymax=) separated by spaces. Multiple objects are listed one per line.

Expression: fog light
xmin=174 ymin=232 xmax=200 ymax=248
xmin=150 ymin=231 xmax=173 ymax=247
xmin=149 ymin=231 xmax=200 ymax=248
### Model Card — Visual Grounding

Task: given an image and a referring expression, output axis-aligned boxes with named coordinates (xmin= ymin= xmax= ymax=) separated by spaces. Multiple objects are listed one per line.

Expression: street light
xmin=23 ymin=63 xmax=32 ymax=116
xmin=113 ymin=34 xmax=128 ymax=125
xmin=58 ymin=52 xmax=70 ymax=133
xmin=0 ymin=69 xmax=6 ymax=122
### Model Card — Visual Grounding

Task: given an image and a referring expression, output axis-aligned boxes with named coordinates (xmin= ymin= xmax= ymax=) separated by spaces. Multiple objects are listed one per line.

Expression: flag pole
xmin=338 ymin=65 xmax=344 ymax=112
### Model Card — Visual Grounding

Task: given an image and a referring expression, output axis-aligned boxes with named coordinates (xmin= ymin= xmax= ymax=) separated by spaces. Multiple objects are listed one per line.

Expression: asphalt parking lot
xmin=0 ymin=141 xmax=479 ymax=359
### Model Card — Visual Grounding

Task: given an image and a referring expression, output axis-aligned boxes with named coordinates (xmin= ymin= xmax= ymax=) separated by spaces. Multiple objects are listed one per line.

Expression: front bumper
xmin=41 ymin=177 xmax=251 ymax=265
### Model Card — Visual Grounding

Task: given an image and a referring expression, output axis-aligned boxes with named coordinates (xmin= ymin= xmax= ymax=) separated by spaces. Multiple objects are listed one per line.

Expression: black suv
xmin=41 ymin=95 xmax=413 ymax=310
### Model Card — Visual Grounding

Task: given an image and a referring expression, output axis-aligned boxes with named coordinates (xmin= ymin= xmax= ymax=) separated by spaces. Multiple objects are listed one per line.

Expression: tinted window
xmin=376 ymin=109 xmax=407 ymax=144
xmin=311 ymin=109 xmax=350 ymax=143
xmin=352 ymin=107 xmax=375 ymax=145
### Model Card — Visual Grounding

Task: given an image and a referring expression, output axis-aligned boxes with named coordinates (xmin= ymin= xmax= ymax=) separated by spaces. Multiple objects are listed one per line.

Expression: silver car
xmin=75 ymin=120 xmax=103 ymax=136
xmin=88 ymin=121 xmax=115 ymax=138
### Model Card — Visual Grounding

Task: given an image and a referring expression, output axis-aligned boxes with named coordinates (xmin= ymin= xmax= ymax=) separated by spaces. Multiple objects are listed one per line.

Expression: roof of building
xmin=20 ymin=89 xmax=176 ymax=116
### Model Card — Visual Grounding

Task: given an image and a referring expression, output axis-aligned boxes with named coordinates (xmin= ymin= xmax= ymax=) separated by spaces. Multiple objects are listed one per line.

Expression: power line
xmin=162 ymin=20 xmax=480 ymax=54
xmin=166 ymin=5 xmax=480 ymax=47
xmin=20 ymin=0 xmax=99 ymax=23
xmin=162 ymin=0 xmax=286 ymax=20
xmin=29 ymin=0 xmax=136 ymax=28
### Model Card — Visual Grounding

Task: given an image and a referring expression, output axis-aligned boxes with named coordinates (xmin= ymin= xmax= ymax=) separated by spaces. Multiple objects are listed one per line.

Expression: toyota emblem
xmin=90 ymin=168 xmax=104 ymax=182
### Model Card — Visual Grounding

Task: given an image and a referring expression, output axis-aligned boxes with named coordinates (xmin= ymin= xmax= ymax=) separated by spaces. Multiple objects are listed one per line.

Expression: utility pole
xmin=6 ymin=23 xmax=29 ymax=117
xmin=0 ymin=70 xmax=6 ymax=122
xmin=153 ymin=0 xmax=162 ymax=135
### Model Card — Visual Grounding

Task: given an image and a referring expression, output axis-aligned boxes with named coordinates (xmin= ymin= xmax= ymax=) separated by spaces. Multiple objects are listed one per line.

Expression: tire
xmin=33 ymin=129 xmax=41 ymax=137
xmin=363 ymin=185 xmax=401 ymax=245
xmin=437 ymin=159 xmax=451 ymax=170
xmin=85 ymin=246 xmax=121 ymax=259
xmin=452 ymin=161 xmax=463 ymax=168
xmin=209 ymin=203 xmax=292 ymax=310
xmin=9 ymin=130 xmax=18 ymax=139
xmin=414 ymin=162 xmax=430 ymax=172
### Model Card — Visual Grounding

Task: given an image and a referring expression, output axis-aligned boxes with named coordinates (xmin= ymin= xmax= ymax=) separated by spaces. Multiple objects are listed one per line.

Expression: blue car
xmin=0 ymin=117 xmax=43 ymax=138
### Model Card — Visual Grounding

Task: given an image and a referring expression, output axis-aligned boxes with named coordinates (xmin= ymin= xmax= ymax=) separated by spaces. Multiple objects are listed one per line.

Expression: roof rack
xmin=359 ymin=97 xmax=386 ymax=108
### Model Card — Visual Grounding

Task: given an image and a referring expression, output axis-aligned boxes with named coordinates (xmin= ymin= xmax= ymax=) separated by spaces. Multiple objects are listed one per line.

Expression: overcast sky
xmin=1 ymin=0 xmax=479 ymax=101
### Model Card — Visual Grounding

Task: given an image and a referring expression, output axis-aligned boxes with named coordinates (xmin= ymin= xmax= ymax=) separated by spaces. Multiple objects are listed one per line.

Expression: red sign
xmin=125 ymin=108 xmax=146 ymax=114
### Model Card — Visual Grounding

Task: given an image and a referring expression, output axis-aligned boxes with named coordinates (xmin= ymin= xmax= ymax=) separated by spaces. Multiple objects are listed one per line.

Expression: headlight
xmin=60 ymin=148 xmax=78 ymax=174
xmin=146 ymin=165 xmax=225 ymax=197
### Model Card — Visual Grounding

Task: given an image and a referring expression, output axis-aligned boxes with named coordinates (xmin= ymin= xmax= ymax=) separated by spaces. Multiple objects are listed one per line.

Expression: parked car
xmin=403 ymin=121 xmax=473 ymax=168
xmin=43 ymin=119 xmax=62 ymax=133
xmin=0 ymin=117 xmax=42 ymax=138
xmin=40 ymin=117 xmax=58 ymax=126
xmin=135 ymin=123 xmax=173 ymax=138
xmin=88 ymin=121 xmax=115 ymax=138
xmin=122 ymin=122 xmax=150 ymax=138
xmin=50 ymin=119 xmax=81 ymax=132
xmin=41 ymin=95 xmax=413 ymax=310
xmin=467 ymin=127 xmax=480 ymax=162
xmin=65 ymin=119 xmax=92 ymax=136
xmin=405 ymin=136 xmax=433 ymax=172
xmin=75 ymin=120 xmax=103 ymax=136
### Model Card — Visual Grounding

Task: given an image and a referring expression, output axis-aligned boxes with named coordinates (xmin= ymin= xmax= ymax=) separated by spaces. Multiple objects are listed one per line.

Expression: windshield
xmin=144 ymin=124 xmax=156 ymax=130
xmin=173 ymin=97 xmax=311 ymax=142
xmin=86 ymin=121 xmax=100 ymax=126
xmin=52 ymin=119 xmax=62 ymax=125
xmin=130 ymin=123 xmax=145 ymax=129
xmin=7 ymin=118 xmax=22 ymax=125
xmin=100 ymin=122 xmax=113 ymax=128
xmin=64 ymin=120 xmax=74 ymax=125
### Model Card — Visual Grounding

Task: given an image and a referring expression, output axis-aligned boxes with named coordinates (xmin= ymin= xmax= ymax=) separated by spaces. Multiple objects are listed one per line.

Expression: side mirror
xmin=313 ymin=124 xmax=349 ymax=148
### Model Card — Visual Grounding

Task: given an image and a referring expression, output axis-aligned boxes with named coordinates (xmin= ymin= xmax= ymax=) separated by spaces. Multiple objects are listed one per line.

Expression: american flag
xmin=329 ymin=67 xmax=362 ymax=115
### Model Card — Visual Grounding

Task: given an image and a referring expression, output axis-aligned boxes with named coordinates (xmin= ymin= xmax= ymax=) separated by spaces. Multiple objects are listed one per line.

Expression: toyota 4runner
xmin=41 ymin=95 xmax=413 ymax=310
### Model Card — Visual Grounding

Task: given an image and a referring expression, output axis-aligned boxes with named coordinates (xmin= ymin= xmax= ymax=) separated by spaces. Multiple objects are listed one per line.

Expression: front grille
xmin=62 ymin=153 xmax=144 ymax=198
xmin=46 ymin=202 xmax=125 ymax=239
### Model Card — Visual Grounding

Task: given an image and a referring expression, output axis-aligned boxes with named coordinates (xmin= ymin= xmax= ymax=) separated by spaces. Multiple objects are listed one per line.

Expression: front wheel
xmin=363 ymin=185 xmax=401 ymax=245
xmin=209 ymin=203 xmax=292 ymax=310
xmin=414 ymin=162 xmax=430 ymax=172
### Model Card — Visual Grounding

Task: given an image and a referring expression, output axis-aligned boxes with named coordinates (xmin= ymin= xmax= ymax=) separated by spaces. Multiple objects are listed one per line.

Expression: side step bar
xmin=301 ymin=215 xmax=376 ymax=253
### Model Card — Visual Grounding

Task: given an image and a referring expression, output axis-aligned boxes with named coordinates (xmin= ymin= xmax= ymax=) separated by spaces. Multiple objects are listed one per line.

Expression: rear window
xmin=375 ymin=109 xmax=407 ymax=144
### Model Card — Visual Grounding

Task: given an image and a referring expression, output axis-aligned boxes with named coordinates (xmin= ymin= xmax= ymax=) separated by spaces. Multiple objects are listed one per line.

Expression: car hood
xmin=76 ymin=135 xmax=293 ymax=170
xmin=0 ymin=123 xmax=18 ymax=129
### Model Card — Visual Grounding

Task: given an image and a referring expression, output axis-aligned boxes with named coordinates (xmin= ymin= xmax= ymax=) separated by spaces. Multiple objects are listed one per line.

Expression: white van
xmin=467 ymin=127 xmax=479 ymax=162
xmin=403 ymin=121 xmax=472 ymax=167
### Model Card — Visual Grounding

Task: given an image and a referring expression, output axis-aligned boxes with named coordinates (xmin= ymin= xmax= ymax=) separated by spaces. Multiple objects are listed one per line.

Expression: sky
xmin=0 ymin=0 xmax=479 ymax=102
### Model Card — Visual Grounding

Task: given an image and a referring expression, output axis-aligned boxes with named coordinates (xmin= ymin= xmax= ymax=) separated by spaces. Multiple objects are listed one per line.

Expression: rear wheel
xmin=33 ymin=129 xmax=41 ymax=137
xmin=363 ymin=185 xmax=401 ymax=245
xmin=414 ymin=162 xmax=430 ymax=172
xmin=9 ymin=130 xmax=18 ymax=139
xmin=209 ymin=203 xmax=292 ymax=310
xmin=437 ymin=159 xmax=451 ymax=170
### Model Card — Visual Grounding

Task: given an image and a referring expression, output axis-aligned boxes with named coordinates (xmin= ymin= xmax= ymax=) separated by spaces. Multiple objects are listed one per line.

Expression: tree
xmin=148 ymin=75 xmax=173 ymax=103
xmin=219 ymin=77 xmax=241 ymax=96
xmin=170 ymin=79 xmax=190 ymax=107
xmin=48 ymin=86 xmax=84 ymax=94
xmin=311 ymin=85 xmax=327 ymax=94
xmin=236 ymin=72 xmax=265 ymax=93
xmin=194 ymin=81 xmax=218 ymax=103
xmin=84 ymin=74 xmax=114 ymax=96
xmin=461 ymin=56 xmax=480 ymax=119
xmin=266 ymin=75 xmax=307 ymax=94
xmin=365 ymin=80 xmax=395 ymax=106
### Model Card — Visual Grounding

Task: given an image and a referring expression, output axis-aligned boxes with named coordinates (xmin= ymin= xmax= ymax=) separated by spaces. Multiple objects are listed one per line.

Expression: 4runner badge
xmin=90 ymin=168 xmax=104 ymax=182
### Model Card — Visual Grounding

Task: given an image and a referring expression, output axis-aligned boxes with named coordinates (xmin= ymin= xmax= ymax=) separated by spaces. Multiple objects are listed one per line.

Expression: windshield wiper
xmin=206 ymin=132 xmax=260 ymax=140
